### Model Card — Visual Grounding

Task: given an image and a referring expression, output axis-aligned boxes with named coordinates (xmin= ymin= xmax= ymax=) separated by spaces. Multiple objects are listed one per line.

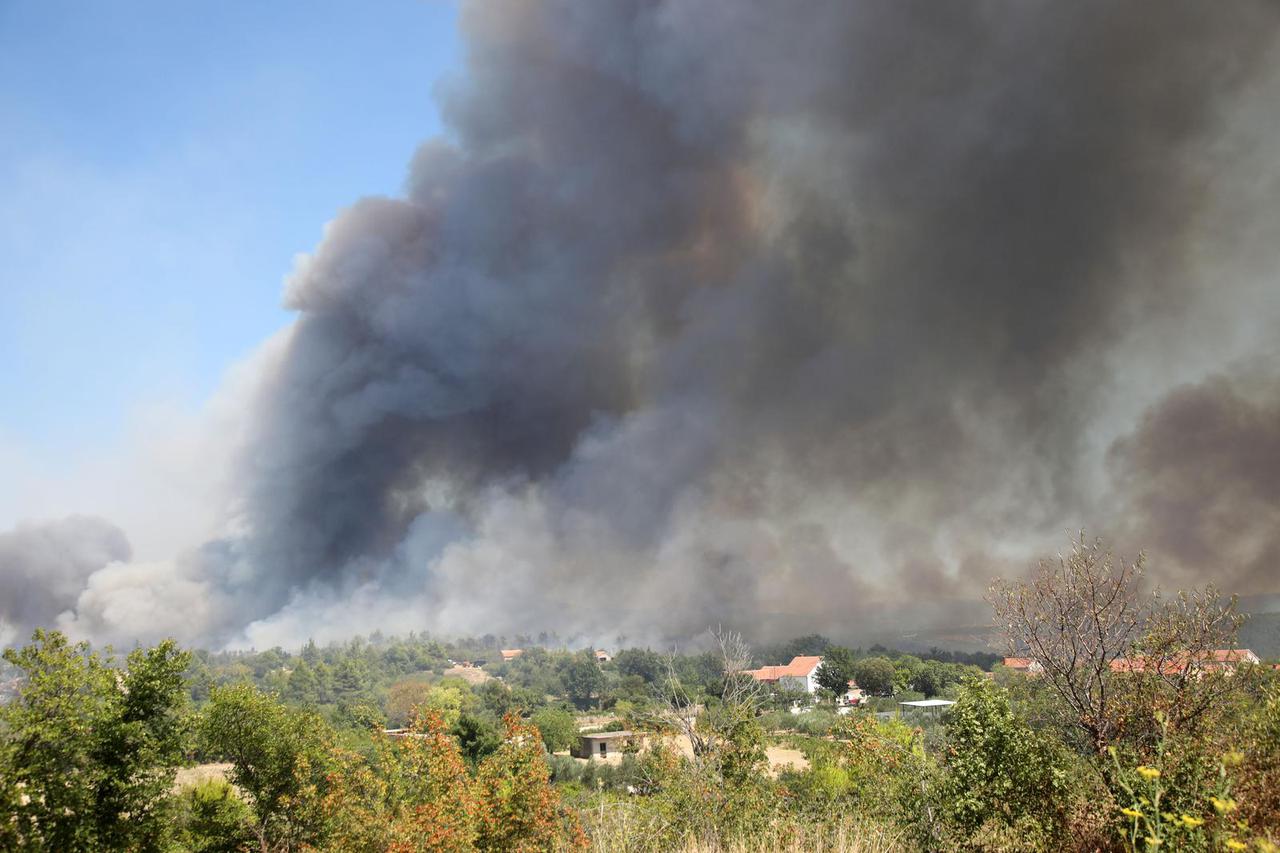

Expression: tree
xmin=384 ymin=676 xmax=433 ymax=728
xmin=852 ymin=656 xmax=896 ymax=696
xmin=171 ymin=779 xmax=257 ymax=853
xmin=559 ymin=651 xmax=605 ymax=710
xmin=1122 ymin=585 xmax=1248 ymax=742
xmin=451 ymin=712 xmax=502 ymax=767
xmin=284 ymin=660 xmax=321 ymax=707
xmin=990 ymin=533 xmax=1245 ymax=753
xmin=938 ymin=682 xmax=1071 ymax=848
xmin=989 ymin=534 xmax=1148 ymax=753
xmin=815 ymin=646 xmax=857 ymax=696
xmin=892 ymin=655 xmax=922 ymax=695
xmin=200 ymin=683 xmax=336 ymax=852
xmin=911 ymin=660 xmax=958 ymax=698
xmin=321 ymin=710 xmax=480 ymax=853
xmin=614 ymin=648 xmax=666 ymax=684
xmin=0 ymin=630 xmax=191 ymax=851
xmin=476 ymin=679 xmax=543 ymax=718
xmin=474 ymin=714 xmax=586 ymax=851
xmin=531 ymin=707 xmax=578 ymax=753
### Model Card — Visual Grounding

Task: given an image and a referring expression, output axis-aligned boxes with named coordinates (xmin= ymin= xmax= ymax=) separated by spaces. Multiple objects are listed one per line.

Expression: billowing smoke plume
xmin=26 ymin=1 xmax=1280 ymax=648
xmin=1110 ymin=363 xmax=1280 ymax=596
xmin=0 ymin=517 xmax=130 ymax=645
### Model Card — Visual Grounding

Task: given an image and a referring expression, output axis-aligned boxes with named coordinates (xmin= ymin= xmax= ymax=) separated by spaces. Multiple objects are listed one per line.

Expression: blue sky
xmin=0 ymin=1 xmax=460 ymax=461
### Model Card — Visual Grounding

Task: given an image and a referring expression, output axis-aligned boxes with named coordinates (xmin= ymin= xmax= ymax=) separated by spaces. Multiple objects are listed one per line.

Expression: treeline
xmin=178 ymin=632 xmax=984 ymax=744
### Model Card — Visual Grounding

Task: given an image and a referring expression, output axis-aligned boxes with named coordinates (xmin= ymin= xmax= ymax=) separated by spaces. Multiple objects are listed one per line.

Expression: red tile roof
xmin=747 ymin=655 xmax=823 ymax=682
xmin=1110 ymin=649 xmax=1260 ymax=675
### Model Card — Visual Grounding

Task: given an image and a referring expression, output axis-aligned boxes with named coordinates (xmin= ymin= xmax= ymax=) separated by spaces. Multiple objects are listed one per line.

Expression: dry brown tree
xmin=990 ymin=533 xmax=1248 ymax=754
xmin=990 ymin=534 xmax=1148 ymax=752
xmin=654 ymin=626 xmax=763 ymax=769
xmin=1124 ymin=585 xmax=1247 ymax=744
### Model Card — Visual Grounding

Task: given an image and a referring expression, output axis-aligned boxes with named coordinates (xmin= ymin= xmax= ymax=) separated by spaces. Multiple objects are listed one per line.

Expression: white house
xmin=747 ymin=655 xmax=824 ymax=694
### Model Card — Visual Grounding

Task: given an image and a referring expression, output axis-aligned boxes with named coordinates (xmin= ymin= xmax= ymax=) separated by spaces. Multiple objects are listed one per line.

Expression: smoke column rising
xmin=14 ymin=0 xmax=1280 ymax=648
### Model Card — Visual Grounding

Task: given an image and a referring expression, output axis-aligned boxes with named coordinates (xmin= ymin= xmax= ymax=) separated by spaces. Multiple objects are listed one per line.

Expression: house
xmin=1110 ymin=648 xmax=1261 ymax=676
xmin=1002 ymin=657 xmax=1043 ymax=675
xmin=1203 ymin=649 xmax=1260 ymax=671
xmin=842 ymin=680 xmax=866 ymax=706
xmin=746 ymin=655 xmax=824 ymax=694
xmin=500 ymin=649 xmax=524 ymax=662
xmin=573 ymin=730 xmax=642 ymax=759
xmin=595 ymin=649 xmax=613 ymax=663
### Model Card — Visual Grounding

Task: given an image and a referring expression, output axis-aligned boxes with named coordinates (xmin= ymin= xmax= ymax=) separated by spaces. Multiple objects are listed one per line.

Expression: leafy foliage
xmin=937 ymin=682 xmax=1071 ymax=849
xmin=0 ymin=629 xmax=191 ymax=851
xmin=199 ymin=682 xmax=338 ymax=851
xmin=851 ymin=656 xmax=896 ymax=696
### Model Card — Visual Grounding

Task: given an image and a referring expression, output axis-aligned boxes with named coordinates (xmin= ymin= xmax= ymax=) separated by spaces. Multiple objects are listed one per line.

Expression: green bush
xmin=937 ymin=681 xmax=1071 ymax=850
xmin=170 ymin=779 xmax=256 ymax=853
xmin=532 ymin=707 xmax=578 ymax=752
xmin=795 ymin=709 xmax=836 ymax=736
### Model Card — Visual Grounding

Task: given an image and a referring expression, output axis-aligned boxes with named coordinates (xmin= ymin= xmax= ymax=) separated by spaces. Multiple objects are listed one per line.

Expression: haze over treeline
xmin=3 ymin=0 xmax=1280 ymax=650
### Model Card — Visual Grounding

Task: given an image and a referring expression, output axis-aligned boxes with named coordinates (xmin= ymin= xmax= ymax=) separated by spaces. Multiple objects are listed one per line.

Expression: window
xmin=599 ymin=741 xmax=607 ymax=755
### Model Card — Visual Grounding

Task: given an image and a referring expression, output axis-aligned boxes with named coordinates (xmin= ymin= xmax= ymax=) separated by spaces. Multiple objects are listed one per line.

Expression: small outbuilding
xmin=573 ymin=730 xmax=641 ymax=759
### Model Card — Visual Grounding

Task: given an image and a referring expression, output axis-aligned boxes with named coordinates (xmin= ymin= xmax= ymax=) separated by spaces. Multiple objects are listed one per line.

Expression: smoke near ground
xmin=0 ymin=516 xmax=130 ymax=646
xmin=9 ymin=1 xmax=1280 ymax=648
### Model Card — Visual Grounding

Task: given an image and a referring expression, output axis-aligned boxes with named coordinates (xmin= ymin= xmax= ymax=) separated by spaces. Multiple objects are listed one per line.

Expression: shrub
xmin=170 ymin=779 xmax=256 ymax=853
xmin=795 ymin=709 xmax=837 ymax=736
xmin=938 ymin=682 xmax=1071 ymax=850
xmin=531 ymin=707 xmax=578 ymax=752
xmin=474 ymin=714 xmax=587 ymax=851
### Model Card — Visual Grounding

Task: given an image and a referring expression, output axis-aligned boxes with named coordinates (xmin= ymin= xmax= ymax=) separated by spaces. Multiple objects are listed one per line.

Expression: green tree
xmin=451 ymin=712 xmax=502 ymax=767
xmin=531 ymin=707 xmax=577 ymax=752
xmin=559 ymin=651 xmax=606 ymax=709
xmin=0 ymin=629 xmax=191 ymax=852
xmin=911 ymin=660 xmax=955 ymax=697
xmin=171 ymin=779 xmax=257 ymax=853
xmin=939 ymin=682 xmax=1071 ymax=849
xmin=852 ymin=656 xmax=896 ymax=696
xmin=284 ymin=660 xmax=321 ymax=707
xmin=199 ymin=682 xmax=337 ymax=852
xmin=815 ymin=646 xmax=857 ymax=696
xmin=613 ymin=648 xmax=665 ymax=684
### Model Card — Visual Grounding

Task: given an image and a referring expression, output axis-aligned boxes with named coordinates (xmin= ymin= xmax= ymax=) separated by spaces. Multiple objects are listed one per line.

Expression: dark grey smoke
xmin=1110 ymin=361 xmax=1280 ymax=597
xmin=0 ymin=516 xmax=130 ymax=643
xmin=53 ymin=0 xmax=1280 ymax=647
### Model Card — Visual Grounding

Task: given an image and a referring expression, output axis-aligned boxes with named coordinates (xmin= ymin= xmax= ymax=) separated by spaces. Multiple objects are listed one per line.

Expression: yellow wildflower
xmin=1255 ymin=840 xmax=1278 ymax=853
xmin=1137 ymin=765 xmax=1161 ymax=780
xmin=1211 ymin=796 xmax=1238 ymax=813
xmin=1121 ymin=807 xmax=1143 ymax=819
xmin=1224 ymin=841 xmax=1246 ymax=851
xmin=1144 ymin=838 xmax=1162 ymax=848
xmin=1222 ymin=750 xmax=1245 ymax=767
xmin=1179 ymin=814 xmax=1203 ymax=829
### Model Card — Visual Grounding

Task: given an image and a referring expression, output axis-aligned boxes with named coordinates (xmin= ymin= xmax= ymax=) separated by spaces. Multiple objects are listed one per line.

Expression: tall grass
xmin=579 ymin=799 xmax=902 ymax=852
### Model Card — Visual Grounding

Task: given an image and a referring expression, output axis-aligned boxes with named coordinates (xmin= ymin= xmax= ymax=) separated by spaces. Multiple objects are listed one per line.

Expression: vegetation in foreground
xmin=1 ymin=535 xmax=1278 ymax=851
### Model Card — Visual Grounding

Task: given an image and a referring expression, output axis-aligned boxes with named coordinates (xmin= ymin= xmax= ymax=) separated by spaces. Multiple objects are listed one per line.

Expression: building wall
xmin=777 ymin=666 xmax=820 ymax=694
xmin=573 ymin=735 xmax=637 ymax=758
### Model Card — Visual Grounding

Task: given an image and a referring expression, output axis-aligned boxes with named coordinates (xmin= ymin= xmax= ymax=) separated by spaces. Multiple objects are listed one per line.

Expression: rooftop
xmin=747 ymin=655 xmax=823 ymax=681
